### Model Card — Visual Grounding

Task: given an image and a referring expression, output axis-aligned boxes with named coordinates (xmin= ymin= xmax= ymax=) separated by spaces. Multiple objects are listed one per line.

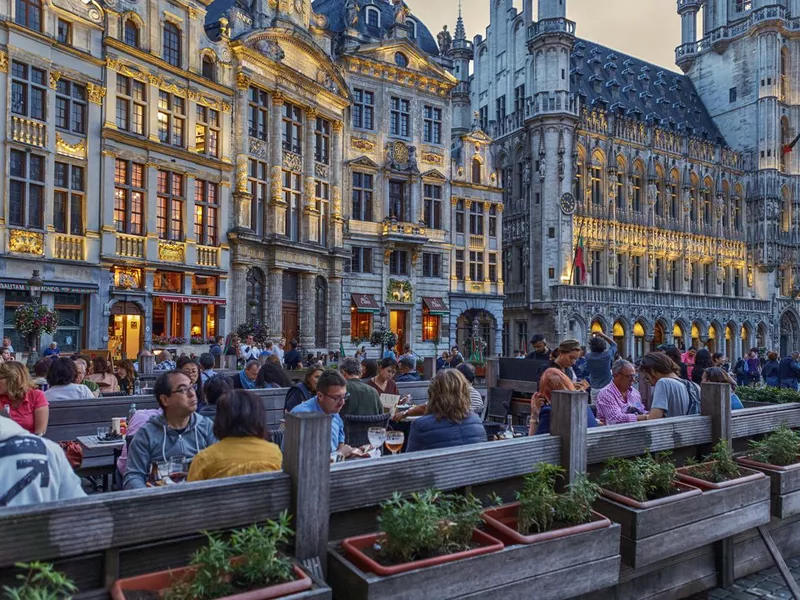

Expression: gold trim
xmin=236 ymin=72 xmax=252 ymax=90
xmin=158 ymin=241 xmax=186 ymax=262
xmin=9 ymin=230 xmax=44 ymax=255
xmin=0 ymin=51 xmax=7 ymax=73
xmin=86 ymin=82 xmax=106 ymax=104
xmin=103 ymin=129 xmax=234 ymax=172
xmin=49 ymin=71 xmax=62 ymax=89
xmin=56 ymin=133 xmax=87 ymax=158
xmin=350 ymin=137 xmax=375 ymax=152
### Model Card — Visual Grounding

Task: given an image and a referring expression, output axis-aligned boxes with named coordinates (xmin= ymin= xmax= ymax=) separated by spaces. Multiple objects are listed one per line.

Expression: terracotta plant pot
xmin=737 ymin=456 xmax=800 ymax=472
xmin=600 ymin=482 xmax=701 ymax=509
xmin=110 ymin=563 xmax=312 ymax=600
xmin=340 ymin=528 xmax=504 ymax=576
xmin=676 ymin=463 xmax=765 ymax=491
xmin=481 ymin=502 xmax=611 ymax=545
xmin=473 ymin=365 xmax=486 ymax=377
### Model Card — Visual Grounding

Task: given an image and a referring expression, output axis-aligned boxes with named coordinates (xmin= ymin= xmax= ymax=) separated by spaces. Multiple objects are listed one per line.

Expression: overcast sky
xmin=408 ymin=0 xmax=681 ymax=71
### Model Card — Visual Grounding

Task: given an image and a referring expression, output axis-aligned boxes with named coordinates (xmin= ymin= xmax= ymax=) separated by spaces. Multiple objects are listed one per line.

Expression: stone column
xmin=303 ymin=107 xmax=318 ymax=243
xmin=234 ymin=73 xmax=252 ymax=229
xmin=299 ymin=272 xmax=316 ymax=348
xmin=483 ymin=201 xmax=491 ymax=286
xmin=229 ymin=263 xmax=248 ymax=329
xmin=496 ymin=203 xmax=505 ymax=294
xmin=182 ymin=273 xmax=193 ymax=342
xmin=145 ymin=163 xmax=159 ymax=261
xmin=269 ymin=93 xmax=287 ymax=236
xmin=144 ymin=268 xmax=155 ymax=350
xmin=330 ymin=120 xmax=344 ymax=249
xmin=410 ymin=176 xmax=421 ymax=223
xmin=268 ymin=267 xmax=283 ymax=338
xmin=328 ymin=275 xmax=343 ymax=351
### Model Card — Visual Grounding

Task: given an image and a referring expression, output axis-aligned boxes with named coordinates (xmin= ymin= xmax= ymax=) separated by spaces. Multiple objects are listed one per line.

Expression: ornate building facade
xmin=468 ymin=0 xmax=800 ymax=360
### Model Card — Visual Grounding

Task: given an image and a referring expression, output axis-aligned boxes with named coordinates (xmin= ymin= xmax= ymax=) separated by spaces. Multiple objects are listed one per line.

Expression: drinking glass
xmin=384 ymin=431 xmax=404 ymax=455
xmin=367 ymin=427 xmax=386 ymax=457
xmin=96 ymin=426 xmax=110 ymax=440
xmin=168 ymin=456 xmax=188 ymax=483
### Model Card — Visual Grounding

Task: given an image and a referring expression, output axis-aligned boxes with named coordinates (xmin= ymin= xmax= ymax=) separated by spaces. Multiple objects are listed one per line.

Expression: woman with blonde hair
xmin=406 ymin=369 xmax=486 ymax=452
xmin=0 ymin=361 xmax=49 ymax=435
xmin=530 ymin=368 xmax=598 ymax=435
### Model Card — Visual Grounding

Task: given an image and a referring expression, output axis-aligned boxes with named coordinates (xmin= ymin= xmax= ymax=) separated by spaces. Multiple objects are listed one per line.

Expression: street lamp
xmin=26 ymin=269 xmax=44 ymax=368
xmin=379 ymin=305 xmax=387 ymax=358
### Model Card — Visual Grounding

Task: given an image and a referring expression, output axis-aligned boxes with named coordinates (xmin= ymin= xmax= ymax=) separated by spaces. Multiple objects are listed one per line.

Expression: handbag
xmin=58 ymin=440 xmax=84 ymax=469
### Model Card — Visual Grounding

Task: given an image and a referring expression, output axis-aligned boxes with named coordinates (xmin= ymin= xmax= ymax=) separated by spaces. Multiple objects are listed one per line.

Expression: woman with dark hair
xmin=199 ymin=374 xmax=234 ymax=420
xmin=639 ymin=352 xmax=700 ymax=419
xmin=662 ymin=345 xmax=689 ymax=380
xmin=256 ymin=361 xmax=292 ymax=389
xmin=763 ymin=351 xmax=780 ymax=388
xmin=44 ymin=357 xmax=95 ymax=401
xmin=115 ymin=359 xmax=137 ymax=395
xmin=178 ymin=357 xmax=207 ymax=407
xmin=32 ymin=358 xmax=51 ymax=389
xmin=690 ymin=348 xmax=713 ymax=385
xmin=365 ymin=358 xmax=400 ymax=396
xmin=284 ymin=366 xmax=324 ymax=412
xmin=360 ymin=359 xmax=378 ymax=380
xmin=87 ymin=357 xmax=120 ymax=392
xmin=702 ymin=367 xmax=744 ymax=410
xmin=187 ymin=390 xmax=282 ymax=482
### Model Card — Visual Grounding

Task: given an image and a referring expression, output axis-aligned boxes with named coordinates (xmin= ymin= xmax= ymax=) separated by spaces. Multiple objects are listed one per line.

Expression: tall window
xmin=590 ymin=165 xmax=603 ymax=205
xmin=423 ymin=184 xmax=442 ymax=229
xmin=390 ymin=96 xmax=410 ymax=137
xmin=702 ymin=188 xmax=712 ymax=225
xmin=11 ymin=61 xmax=46 ymax=120
xmin=57 ymin=19 xmax=71 ymax=44
xmin=455 ymin=200 xmax=465 ymax=233
xmin=124 ymin=19 xmax=139 ymax=47
xmin=9 ymin=150 xmax=44 ymax=229
xmin=201 ymin=55 xmax=215 ymax=81
xmin=114 ymin=159 xmax=144 ymax=235
xmin=670 ymin=260 xmax=679 ymax=291
xmin=389 ymin=181 xmax=408 ymax=221
xmin=616 ymin=254 xmax=625 ymax=288
xmin=156 ymin=170 xmax=185 ymax=241
xmin=734 ymin=268 xmax=742 ymax=296
xmin=470 ymin=251 xmax=484 ymax=281
xmin=194 ymin=180 xmax=219 ymax=246
xmin=422 ymin=253 xmax=441 ymax=278
xmin=495 ymin=95 xmax=506 ymax=123
xmin=423 ymin=105 xmax=442 ymax=144
xmin=389 ymin=250 xmax=409 ymax=276
xmin=55 ymin=79 xmax=86 ymax=135
xmin=195 ymin=106 xmax=219 ymax=157
xmin=248 ymin=87 xmax=269 ymax=140
xmin=514 ymin=84 xmax=525 ymax=115
xmin=632 ymin=169 xmax=642 ymax=212
xmin=158 ymin=91 xmax=185 ymax=147
xmin=163 ymin=22 xmax=181 ymax=67
xmin=351 ymin=247 xmax=372 ymax=273
xmin=668 ymin=177 xmax=679 ymax=219
xmin=115 ymin=75 xmax=146 ymax=135
xmin=15 ymin=0 xmax=41 ymax=30
xmin=489 ymin=254 xmax=498 ymax=282
xmin=248 ymin=159 xmax=267 ymax=235
xmin=469 ymin=202 xmax=484 ymax=235
xmin=733 ymin=196 xmax=742 ymax=229
xmin=283 ymin=170 xmax=301 ymax=241
xmin=366 ymin=6 xmax=379 ymax=27
xmin=316 ymin=180 xmax=329 ymax=246
xmin=489 ymin=205 xmax=497 ymax=236
xmin=703 ymin=263 xmax=712 ymax=295
xmin=479 ymin=105 xmax=488 ymax=131
xmin=352 ymin=172 xmax=373 ymax=221
xmin=591 ymin=251 xmax=602 ymax=286
xmin=632 ymin=255 xmax=642 ymax=288
xmin=615 ymin=171 xmax=624 ymax=210
xmin=352 ymin=88 xmax=374 ymax=130
xmin=53 ymin=162 xmax=84 ymax=235
xmin=314 ymin=117 xmax=330 ymax=164
xmin=690 ymin=186 xmax=698 ymax=223
xmin=654 ymin=258 xmax=664 ymax=291
xmin=281 ymin=103 xmax=302 ymax=153
xmin=455 ymin=250 xmax=464 ymax=280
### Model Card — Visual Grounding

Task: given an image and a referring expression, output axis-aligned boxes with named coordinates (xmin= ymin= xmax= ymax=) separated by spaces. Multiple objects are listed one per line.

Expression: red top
xmin=0 ymin=389 xmax=48 ymax=434
xmin=366 ymin=377 xmax=399 ymax=397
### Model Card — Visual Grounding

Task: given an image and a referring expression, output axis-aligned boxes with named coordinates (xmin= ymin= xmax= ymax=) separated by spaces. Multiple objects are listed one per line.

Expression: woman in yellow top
xmin=187 ymin=389 xmax=282 ymax=482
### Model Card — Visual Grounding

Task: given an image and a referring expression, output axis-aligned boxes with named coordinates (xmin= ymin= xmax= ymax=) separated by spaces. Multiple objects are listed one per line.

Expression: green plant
xmin=13 ymin=304 xmax=60 ymax=337
xmin=747 ymin=425 xmax=800 ymax=466
xmin=737 ymin=386 xmax=800 ymax=405
xmin=2 ymin=562 xmax=77 ymax=600
xmin=517 ymin=463 xmax=561 ymax=534
xmin=598 ymin=452 xmax=678 ymax=502
xmin=165 ymin=512 xmax=295 ymax=600
xmin=555 ymin=475 xmax=601 ymax=526
xmin=685 ymin=440 xmax=741 ymax=483
xmin=234 ymin=321 xmax=270 ymax=346
xmin=377 ymin=490 xmax=482 ymax=564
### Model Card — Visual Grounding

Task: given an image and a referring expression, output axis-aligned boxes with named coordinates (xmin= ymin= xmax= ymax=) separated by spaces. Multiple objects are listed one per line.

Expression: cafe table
xmin=76 ymin=435 xmax=126 ymax=492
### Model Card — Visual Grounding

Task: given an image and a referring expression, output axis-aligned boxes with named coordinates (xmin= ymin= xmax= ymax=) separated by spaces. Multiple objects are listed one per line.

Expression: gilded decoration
xmin=387 ymin=279 xmax=413 ymax=303
xmin=332 ymin=120 xmax=343 ymax=133
xmin=351 ymin=137 xmax=375 ymax=152
xmin=114 ymin=267 xmax=142 ymax=289
xmin=158 ymin=241 xmax=185 ymax=263
xmin=56 ymin=134 xmax=87 ymax=159
xmin=86 ymin=83 xmax=106 ymax=104
xmin=283 ymin=151 xmax=302 ymax=172
xmin=236 ymin=155 xmax=249 ymax=193
xmin=9 ymin=230 xmax=44 ymax=255
xmin=49 ymin=71 xmax=62 ymax=90
xmin=249 ymin=138 xmax=268 ymax=159
xmin=270 ymin=166 xmax=283 ymax=202
xmin=332 ymin=186 xmax=342 ymax=216
xmin=421 ymin=151 xmax=443 ymax=166
xmin=236 ymin=72 xmax=252 ymax=90
xmin=0 ymin=51 xmax=8 ymax=73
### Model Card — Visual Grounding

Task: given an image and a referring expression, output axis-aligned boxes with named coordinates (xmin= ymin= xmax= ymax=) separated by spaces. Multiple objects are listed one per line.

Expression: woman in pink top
xmin=0 ymin=361 xmax=48 ymax=435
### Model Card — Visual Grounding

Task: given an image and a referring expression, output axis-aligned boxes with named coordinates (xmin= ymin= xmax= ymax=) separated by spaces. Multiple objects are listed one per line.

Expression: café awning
xmin=351 ymin=293 xmax=380 ymax=313
xmin=422 ymin=297 xmax=448 ymax=316
xmin=153 ymin=294 xmax=226 ymax=306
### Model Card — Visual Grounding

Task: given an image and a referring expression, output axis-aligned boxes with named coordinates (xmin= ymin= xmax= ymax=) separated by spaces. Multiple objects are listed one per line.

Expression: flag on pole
xmin=339 ymin=340 xmax=346 ymax=358
xmin=574 ymin=235 xmax=587 ymax=284
xmin=783 ymin=131 xmax=800 ymax=154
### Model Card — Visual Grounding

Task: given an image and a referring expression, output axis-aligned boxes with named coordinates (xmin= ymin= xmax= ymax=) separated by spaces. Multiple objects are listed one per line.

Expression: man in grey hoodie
xmin=123 ymin=370 xmax=217 ymax=489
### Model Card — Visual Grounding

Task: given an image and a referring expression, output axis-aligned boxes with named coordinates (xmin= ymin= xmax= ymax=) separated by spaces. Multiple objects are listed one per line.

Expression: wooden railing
xmin=115 ymin=234 xmax=145 ymax=258
xmin=53 ymin=234 xmax=85 ymax=261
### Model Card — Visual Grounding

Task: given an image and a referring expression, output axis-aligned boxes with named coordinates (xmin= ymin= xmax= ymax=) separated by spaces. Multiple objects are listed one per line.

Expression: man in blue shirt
xmin=291 ymin=370 xmax=353 ymax=456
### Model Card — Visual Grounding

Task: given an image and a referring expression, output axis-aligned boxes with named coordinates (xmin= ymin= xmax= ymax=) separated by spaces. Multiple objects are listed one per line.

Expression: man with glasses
xmin=124 ymin=370 xmax=217 ymax=489
xmin=595 ymin=360 xmax=648 ymax=425
xmin=290 ymin=370 xmax=353 ymax=457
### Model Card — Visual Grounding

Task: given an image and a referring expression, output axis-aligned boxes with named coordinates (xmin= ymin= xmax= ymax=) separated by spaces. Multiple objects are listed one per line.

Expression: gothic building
xmin=467 ymin=0 xmax=800 ymax=360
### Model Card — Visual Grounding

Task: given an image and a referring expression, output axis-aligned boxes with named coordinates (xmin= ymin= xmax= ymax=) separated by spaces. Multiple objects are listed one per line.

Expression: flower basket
xmin=13 ymin=303 xmax=60 ymax=337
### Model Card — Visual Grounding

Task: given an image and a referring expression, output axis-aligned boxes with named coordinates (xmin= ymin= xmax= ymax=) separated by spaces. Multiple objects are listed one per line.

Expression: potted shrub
xmin=598 ymin=452 xmax=700 ymax=509
xmin=111 ymin=512 xmax=316 ymax=600
xmin=677 ymin=440 xmax=766 ymax=490
xmin=481 ymin=463 xmax=611 ymax=544
xmin=736 ymin=425 xmax=800 ymax=518
xmin=3 ymin=561 xmax=77 ymax=599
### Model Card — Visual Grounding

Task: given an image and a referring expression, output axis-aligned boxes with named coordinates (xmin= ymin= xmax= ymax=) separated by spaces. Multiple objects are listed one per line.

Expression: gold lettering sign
xmin=158 ymin=241 xmax=185 ymax=263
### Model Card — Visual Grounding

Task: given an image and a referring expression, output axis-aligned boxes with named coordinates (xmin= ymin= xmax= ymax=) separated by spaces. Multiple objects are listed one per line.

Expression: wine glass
xmin=384 ymin=431 xmax=405 ymax=455
xmin=368 ymin=427 xmax=387 ymax=457
xmin=168 ymin=456 xmax=188 ymax=483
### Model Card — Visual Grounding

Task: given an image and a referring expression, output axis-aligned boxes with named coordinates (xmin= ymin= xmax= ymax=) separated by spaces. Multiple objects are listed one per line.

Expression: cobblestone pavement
xmin=689 ymin=557 xmax=800 ymax=599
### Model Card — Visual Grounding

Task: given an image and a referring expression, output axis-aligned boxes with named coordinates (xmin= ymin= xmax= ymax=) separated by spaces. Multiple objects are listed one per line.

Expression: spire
xmin=454 ymin=0 xmax=466 ymax=42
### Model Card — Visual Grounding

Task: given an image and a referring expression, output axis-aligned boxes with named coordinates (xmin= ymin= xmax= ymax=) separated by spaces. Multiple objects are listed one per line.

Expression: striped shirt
xmin=595 ymin=382 xmax=646 ymax=425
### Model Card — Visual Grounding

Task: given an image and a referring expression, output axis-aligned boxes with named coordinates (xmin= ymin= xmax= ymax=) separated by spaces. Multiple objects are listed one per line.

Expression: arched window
xmin=472 ymin=158 xmax=482 ymax=184
xmin=163 ymin=22 xmax=181 ymax=67
xmin=202 ymin=55 xmax=215 ymax=81
xmin=669 ymin=171 xmax=679 ymax=219
xmin=365 ymin=7 xmax=380 ymax=28
xmin=124 ymin=18 xmax=139 ymax=47
xmin=590 ymin=156 xmax=603 ymax=206
xmin=407 ymin=18 xmax=417 ymax=38
xmin=315 ymin=277 xmax=328 ymax=347
xmin=15 ymin=0 xmax=42 ymax=30
xmin=782 ymin=47 xmax=790 ymax=102
xmin=632 ymin=162 xmax=643 ymax=212
xmin=246 ymin=268 xmax=265 ymax=323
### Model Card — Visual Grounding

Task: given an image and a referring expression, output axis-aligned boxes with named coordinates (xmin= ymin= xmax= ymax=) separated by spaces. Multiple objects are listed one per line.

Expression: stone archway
xmin=780 ymin=310 xmax=800 ymax=357
xmin=613 ymin=318 xmax=629 ymax=360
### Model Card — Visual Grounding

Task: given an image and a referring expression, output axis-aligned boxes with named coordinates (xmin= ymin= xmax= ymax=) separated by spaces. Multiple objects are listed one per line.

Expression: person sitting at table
xmin=115 ymin=359 xmax=137 ymax=395
xmin=702 ymin=367 xmax=744 ymax=410
xmin=366 ymin=358 xmax=399 ymax=397
xmin=406 ymin=369 xmax=485 ymax=452
xmin=284 ymin=366 xmax=323 ymax=412
xmin=339 ymin=357 xmax=383 ymax=416
xmin=0 ymin=361 xmax=49 ymax=436
xmin=639 ymin=352 xmax=700 ymax=419
xmin=154 ymin=350 xmax=177 ymax=372
xmin=256 ymin=361 xmax=292 ymax=389
xmin=530 ymin=368 xmax=598 ymax=436
xmin=44 ymin=358 xmax=95 ymax=402
xmin=361 ymin=359 xmax=378 ymax=380
xmin=535 ymin=340 xmax=589 ymax=391
xmin=0 ymin=409 xmax=85 ymax=506
xmin=595 ymin=360 xmax=648 ymax=425
xmin=455 ymin=363 xmax=485 ymax=414
xmin=198 ymin=375 xmax=233 ymax=421
xmin=72 ymin=356 xmax=100 ymax=397
xmin=188 ymin=390 xmax=283 ymax=482
xmin=436 ymin=351 xmax=450 ymax=371
xmin=199 ymin=353 xmax=217 ymax=385
xmin=43 ymin=341 xmax=60 ymax=358
xmin=116 ymin=406 xmax=163 ymax=475
xmin=32 ymin=358 xmax=50 ymax=389
xmin=395 ymin=357 xmax=421 ymax=382
xmin=230 ymin=360 xmax=261 ymax=390
xmin=290 ymin=370 xmax=352 ymax=457
xmin=178 ymin=357 xmax=206 ymax=407
xmin=123 ymin=370 xmax=217 ymax=489
xmin=87 ymin=357 xmax=120 ymax=393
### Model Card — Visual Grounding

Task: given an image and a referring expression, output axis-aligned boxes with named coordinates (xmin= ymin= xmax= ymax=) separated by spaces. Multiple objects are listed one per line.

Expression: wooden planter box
xmin=327 ymin=523 xmax=621 ymax=600
xmin=595 ymin=475 xmax=771 ymax=569
xmin=737 ymin=456 xmax=800 ymax=518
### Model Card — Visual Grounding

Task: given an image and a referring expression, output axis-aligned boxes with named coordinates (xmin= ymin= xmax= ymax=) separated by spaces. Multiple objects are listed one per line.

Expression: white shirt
xmin=275 ymin=345 xmax=285 ymax=363
xmin=240 ymin=344 xmax=261 ymax=361
xmin=45 ymin=383 xmax=96 ymax=402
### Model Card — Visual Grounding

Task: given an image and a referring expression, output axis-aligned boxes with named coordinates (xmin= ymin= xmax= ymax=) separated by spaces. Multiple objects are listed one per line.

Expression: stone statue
xmin=558 ymin=156 xmax=565 ymax=181
xmin=256 ymin=39 xmax=285 ymax=62
xmin=344 ymin=0 xmax=359 ymax=28
xmin=438 ymin=25 xmax=453 ymax=55
xmin=392 ymin=0 xmax=408 ymax=25
xmin=472 ymin=111 xmax=480 ymax=131
xmin=523 ymin=160 xmax=532 ymax=187
xmin=538 ymin=159 xmax=546 ymax=182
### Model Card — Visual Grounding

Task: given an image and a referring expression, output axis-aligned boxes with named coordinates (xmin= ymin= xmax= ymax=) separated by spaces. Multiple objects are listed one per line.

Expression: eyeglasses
xmin=618 ymin=372 xmax=636 ymax=379
xmin=322 ymin=392 xmax=350 ymax=404
xmin=170 ymin=386 xmax=192 ymax=396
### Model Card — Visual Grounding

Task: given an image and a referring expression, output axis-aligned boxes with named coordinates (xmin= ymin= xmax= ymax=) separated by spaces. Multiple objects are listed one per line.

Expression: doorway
xmin=390 ymin=310 xmax=408 ymax=354
xmin=108 ymin=302 xmax=143 ymax=360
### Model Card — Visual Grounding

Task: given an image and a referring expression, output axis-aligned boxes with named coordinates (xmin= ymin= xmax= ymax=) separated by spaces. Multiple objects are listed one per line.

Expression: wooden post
xmin=423 ymin=356 xmax=437 ymax=381
xmin=282 ymin=412 xmax=331 ymax=573
xmin=550 ymin=390 xmax=588 ymax=490
xmin=485 ymin=358 xmax=500 ymax=389
xmin=224 ymin=355 xmax=238 ymax=370
xmin=701 ymin=381 xmax=734 ymax=587
xmin=138 ymin=353 xmax=154 ymax=375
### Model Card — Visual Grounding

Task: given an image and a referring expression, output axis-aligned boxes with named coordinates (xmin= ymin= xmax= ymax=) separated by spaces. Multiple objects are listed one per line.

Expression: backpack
xmin=683 ymin=380 xmax=700 ymax=416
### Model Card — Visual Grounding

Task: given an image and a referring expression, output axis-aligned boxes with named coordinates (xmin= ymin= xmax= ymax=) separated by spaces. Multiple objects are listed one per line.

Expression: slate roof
xmin=571 ymin=38 xmax=725 ymax=144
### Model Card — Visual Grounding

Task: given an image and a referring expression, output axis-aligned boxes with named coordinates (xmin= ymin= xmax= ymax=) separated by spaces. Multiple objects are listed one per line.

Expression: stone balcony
xmin=115 ymin=234 xmax=146 ymax=259
xmin=197 ymin=245 xmax=220 ymax=268
xmin=381 ymin=220 xmax=429 ymax=245
xmin=527 ymin=17 xmax=576 ymax=44
xmin=53 ymin=234 xmax=85 ymax=261
xmin=451 ymin=279 xmax=503 ymax=296
xmin=11 ymin=116 xmax=46 ymax=148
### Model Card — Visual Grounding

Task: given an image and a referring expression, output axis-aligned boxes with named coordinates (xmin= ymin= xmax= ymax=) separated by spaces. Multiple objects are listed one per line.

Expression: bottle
xmin=133 ymin=378 xmax=141 ymax=395
xmin=504 ymin=414 xmax=515 ymax=439
xmin=2 ymin=404 xmax=10 ymax=416
xmin=128 ymin=403 xmax=137 ymax=424
xmin=149 ymin=461 xmax=160 ymax=485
